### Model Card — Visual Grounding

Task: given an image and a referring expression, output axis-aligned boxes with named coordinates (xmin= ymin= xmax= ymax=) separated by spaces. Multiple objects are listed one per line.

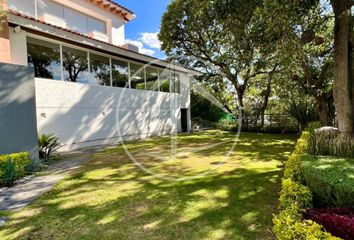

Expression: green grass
xmin=301 ymin=155 xmax=354 ymax=207
xmin=0 ymin=130 xmax=296 ymax=240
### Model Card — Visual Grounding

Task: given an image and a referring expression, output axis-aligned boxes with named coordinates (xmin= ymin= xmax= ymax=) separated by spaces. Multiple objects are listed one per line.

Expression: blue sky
xmin=116 ymin=0 xmax=171 ymax=59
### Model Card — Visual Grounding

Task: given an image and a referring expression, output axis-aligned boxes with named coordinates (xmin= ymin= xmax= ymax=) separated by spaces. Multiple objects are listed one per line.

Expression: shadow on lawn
xmin=0 ymin=132 xmax=296 ymax=240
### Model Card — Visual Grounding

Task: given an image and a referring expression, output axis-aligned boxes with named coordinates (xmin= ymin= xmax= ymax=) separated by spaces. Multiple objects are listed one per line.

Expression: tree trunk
xmin=260 ymin=73 xmax=273 ymax=127
xmin=314 ymin=95 xmax=332 ymax=126
xmin=331 ymin=0 xmax=354 ymax=135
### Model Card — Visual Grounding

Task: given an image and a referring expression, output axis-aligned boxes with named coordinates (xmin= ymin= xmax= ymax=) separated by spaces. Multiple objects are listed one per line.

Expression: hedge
xmin=0 ymin=152 xmax=31 ymax=186
xmin=273 ymin=132 xmax=339 ymax=240
xmin=301 ymin=156 xmax=354 ymax=207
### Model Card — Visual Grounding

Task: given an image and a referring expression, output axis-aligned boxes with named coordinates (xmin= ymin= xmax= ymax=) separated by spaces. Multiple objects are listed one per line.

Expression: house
xmin=0 ymin=0 xmax=195 ymax=152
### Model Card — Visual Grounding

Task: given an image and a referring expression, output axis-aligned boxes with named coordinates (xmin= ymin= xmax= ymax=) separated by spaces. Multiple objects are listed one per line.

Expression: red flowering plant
xmin=305 ymin=208 xmax=354 ymax=240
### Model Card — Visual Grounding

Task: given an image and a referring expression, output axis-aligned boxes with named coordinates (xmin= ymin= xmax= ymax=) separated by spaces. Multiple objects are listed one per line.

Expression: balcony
xmin=38 ymin=13 xmax=66 ymax=29
xmin=87 ymin=31 xmax=109 ymax=43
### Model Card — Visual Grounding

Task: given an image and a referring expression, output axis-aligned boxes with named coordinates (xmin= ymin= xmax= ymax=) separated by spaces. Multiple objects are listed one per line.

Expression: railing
xmin=242 ymin=114 xmax=298 ymax=128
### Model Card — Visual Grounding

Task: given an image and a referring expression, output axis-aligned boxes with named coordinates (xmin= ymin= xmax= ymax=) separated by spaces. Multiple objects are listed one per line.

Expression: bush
xmin=0 ymin=152 xmax=31 ymax=187
xmin=273 ymin=131 xmax=338 ymax=239
xmin=38 ymin=134 xmax=61 ymax=160
xmin=241 ymin=125 xmax=298 ymax=134
xmin=309 ymin=131 xmax=354 ymax=158
xmin=286 ymin=100 xmax=319 ymax=131
xmin=305 ymin=208 xmax=354 ymax=240
xmin=301 ymin=156 xmax=354 ymax=207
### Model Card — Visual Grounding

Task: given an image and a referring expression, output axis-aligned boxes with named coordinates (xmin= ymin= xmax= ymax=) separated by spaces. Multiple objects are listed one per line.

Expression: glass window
xmin=89 ymin=53 xmax=110 ymax=86
xmin=27 ymin=37 xmax=61 ymax=80
xmin=37 ymin=0 xmax=64 ymax=19
xmin=112 ymin=59 xmax=129 ymax=88
xmin=145 ymin=67 xmax=159 ymax=91
xmin=159 ymin=69 xmax=170 ymax=93
xmin=62 ymin=46 xmax=89 ymax=83
xmin=9 ymin=0 xmax=35 ymax=17
xmin=171 ymin=72 xmax=180 ymax=93
xmin=64 ymin=8 xmax=87 ymax=33
xmin=130 ymin=63 xmax=145 ymax=90
xmin=88 ymin=17 xmax=106 ymax=34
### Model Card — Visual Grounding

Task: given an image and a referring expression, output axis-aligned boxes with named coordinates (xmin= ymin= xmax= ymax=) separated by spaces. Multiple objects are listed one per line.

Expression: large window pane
xmin=159 ymin=69 xmax=170 ymax=93
xmin=9 ymin=0 xmax=35 ymax=17
xmin=27 ymin=37 xmax=61 ymax=80
xmin=62 ymin=46 xmax=89 ymax=83
xmin=37 ymin=0 xmax=64 ymax=19
xmin=90 ymin=53 xmax=110 ymax=86
xmin=88 ymin=17 xmax=106 ymax=34
xmin=130 ymin=63 xmax=145 ymax=90
xmin=112 ymin=59 xmax=129 ymax=88
xmin=171 ymin=72 xmax=180 ymax=93
xmin=64 ymin=8 xmax=87 ymax=33
xmin=145 ymin=67 xmax=159 ymax=91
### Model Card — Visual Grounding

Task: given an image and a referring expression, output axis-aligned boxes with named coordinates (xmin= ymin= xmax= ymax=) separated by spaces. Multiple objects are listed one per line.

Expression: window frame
xmin=26 ymin=33 xmax=182 ymax=94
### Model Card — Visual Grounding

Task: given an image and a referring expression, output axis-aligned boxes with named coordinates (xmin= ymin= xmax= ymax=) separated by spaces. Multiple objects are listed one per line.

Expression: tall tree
xmin=330 ymin=0 xmax=353 ymax=135
xmin=261 ymin=0 xmax=353 ymax=133
xmin=258 ymin=1 xmax=335 ymax=126
xmin=159 ymin=0 xmax=268 ymax=112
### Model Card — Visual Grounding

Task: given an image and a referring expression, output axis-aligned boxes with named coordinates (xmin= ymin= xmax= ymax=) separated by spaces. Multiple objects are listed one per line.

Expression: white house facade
xmin=0 ymin=0 xmax=195 ymax=151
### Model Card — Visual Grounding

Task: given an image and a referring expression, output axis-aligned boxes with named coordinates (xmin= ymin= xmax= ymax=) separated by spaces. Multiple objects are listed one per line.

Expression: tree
xmin=330 ymin=0 xmax=353 ymax=135
xmin=159 ymin=0 xmax=269 ymax=112
xmin=257 ymin=1 xmax=335 ymax=127
xmin=260 ymin=0 xmax=354 ymax=134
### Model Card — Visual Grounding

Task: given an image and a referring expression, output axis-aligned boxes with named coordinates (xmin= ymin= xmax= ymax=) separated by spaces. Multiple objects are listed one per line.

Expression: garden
xmin=1 ymin=0 xmax=354 ymax=239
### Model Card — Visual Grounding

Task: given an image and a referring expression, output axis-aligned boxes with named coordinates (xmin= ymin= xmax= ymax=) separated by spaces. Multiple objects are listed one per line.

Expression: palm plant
xmin=286 ymin=100 xmax=319 ymax=131
xmin=38 ymin=134 xmax=61 ymax=160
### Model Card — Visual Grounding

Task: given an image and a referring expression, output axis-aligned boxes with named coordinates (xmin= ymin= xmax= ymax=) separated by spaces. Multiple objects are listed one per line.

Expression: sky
xmin=115 ymin=0 xmax=171 ymax=59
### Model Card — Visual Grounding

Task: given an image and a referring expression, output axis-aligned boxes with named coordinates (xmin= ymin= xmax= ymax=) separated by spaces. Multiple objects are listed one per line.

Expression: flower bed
xmin=273 ymin=131 xmax=339 ymax=239
xmin=305 ymin=208 xmax=354 ymax=240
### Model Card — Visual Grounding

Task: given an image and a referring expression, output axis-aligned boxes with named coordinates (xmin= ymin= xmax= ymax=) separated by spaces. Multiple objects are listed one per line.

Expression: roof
xmin=7 ymin=11 xmax=201 ymax=75
xmin=86 ymin=0 xmax=135 ymax=21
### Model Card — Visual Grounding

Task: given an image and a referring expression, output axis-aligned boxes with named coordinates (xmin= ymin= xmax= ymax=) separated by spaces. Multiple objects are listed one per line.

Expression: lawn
xmin=0 ymin=130 xmax=296 ymax=240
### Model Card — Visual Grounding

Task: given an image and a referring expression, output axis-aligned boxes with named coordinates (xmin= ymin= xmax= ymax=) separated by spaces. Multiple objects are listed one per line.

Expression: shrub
xmin=279 ymin=178 xmax=313 ymax=210
xmin=301 ymin=156 xmax=354 ymax=207
xmin=241 ymin=125 xmax=298 ymax=134
xmin=0 ymin=152 xmax=31 ymax=187
xmin=286 ymin=100 xmax=319 ymax=131
xmin=273 ymin=131 xmax=338 ymax=239
xmin=305 ymin=208 xmax=354 ymax=240
xmin=38 ymin=134 xmax=61 ymax=160
xmin=309 ymin=131 xmax=354 ymax=158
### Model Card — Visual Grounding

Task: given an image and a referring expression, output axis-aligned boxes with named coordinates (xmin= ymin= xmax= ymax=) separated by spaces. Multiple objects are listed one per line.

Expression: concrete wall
xmin=0 ymin=63 xmax=39 ymax=158
xmin=35 ymin=76 xmax=190 ymax=151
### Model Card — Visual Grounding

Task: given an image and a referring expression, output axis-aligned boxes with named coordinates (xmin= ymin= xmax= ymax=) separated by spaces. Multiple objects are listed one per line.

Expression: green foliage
xmin=309 ymin=131 xmax=354 ymax=158
xmin=191 ymin=92 xmax=226 ymax=123
xmin=286 ymin=100 xmax=319 ymax=130
xmin=302 ymin=155 xmax=354 ymax=207
xmin=242 ymin=125 xmax=298 ymax=134
xmin=38 ymin=134 xmax=61 ymax=160
xmin=273 ymin=131 xmax=337 ymax=239
xmin=0 ymin=152 xmax=31 ymax=187
xmin=279 ymin=178 xmax=313 ymax=210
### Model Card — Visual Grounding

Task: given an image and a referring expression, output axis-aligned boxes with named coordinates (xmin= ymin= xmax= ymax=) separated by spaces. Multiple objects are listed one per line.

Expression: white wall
xmin=35 ymin=78 xmax=190 ymax=151
xmin=112 ymin=18 xmax=125 ymax=46
xmin=9 ymin=27 xmax=28 ymax=66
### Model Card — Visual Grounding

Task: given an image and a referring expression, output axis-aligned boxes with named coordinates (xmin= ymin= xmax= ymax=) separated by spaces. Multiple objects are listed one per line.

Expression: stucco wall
xmin=0 ymin=63 xmax=39 ymax=158
xmin=35 ymin=76 xmax=190 ymax=151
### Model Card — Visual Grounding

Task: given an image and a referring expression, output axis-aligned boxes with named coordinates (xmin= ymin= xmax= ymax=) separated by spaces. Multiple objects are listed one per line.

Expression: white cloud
xmin=125 ymin=39 xmax=156 ymax=56
xmin=139 ymin=32 xmax=161 ymax=49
